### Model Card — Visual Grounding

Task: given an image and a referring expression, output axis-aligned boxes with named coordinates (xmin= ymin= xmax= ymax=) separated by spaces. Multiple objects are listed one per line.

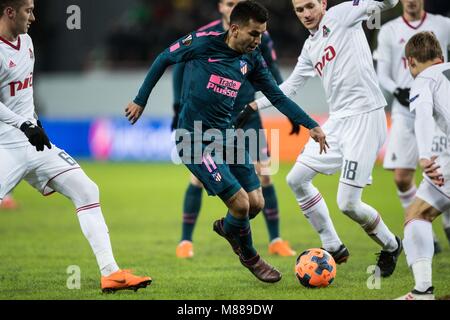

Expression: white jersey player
xmin=240 ymin=0 xmax=402 ymax=276
xmin=375 ymin=0 xmax=450 ymax=247
xmin=397 ymin=32 xmax=450 ymax=300
xmin=0 ymin=0 xmax=151 ymax=292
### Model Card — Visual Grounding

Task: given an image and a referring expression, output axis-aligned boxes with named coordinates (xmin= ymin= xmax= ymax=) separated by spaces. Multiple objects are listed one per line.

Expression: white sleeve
xmin=0 ymin=101 xmax=28 ymax=129
xmin=255 ymin=48 xmax=314 ymax=109
xmin=329 ymin=0 xmax=399 ymax=27
xmin=375 ymin=27 xmax=397 ymax=93
xmin=410 ymin=80 xmax=434 ymax=160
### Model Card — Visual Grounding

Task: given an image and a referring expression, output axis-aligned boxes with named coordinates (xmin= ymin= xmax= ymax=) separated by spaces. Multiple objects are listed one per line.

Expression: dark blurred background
xmin=29 ymin=0 xmax=450 ymax=72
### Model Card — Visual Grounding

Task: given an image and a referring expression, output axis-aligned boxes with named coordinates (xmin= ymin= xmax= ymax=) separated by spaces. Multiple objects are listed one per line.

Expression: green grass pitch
xmin=0 ymin=162 xmax=449 ymax=300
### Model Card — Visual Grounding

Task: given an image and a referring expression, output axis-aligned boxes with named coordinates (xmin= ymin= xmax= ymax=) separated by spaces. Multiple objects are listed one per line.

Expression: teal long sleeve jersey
xmin=172 ymin=19 xmax=284 ymax=118
xmin=133 ymin=31 xmax=318 ymax=133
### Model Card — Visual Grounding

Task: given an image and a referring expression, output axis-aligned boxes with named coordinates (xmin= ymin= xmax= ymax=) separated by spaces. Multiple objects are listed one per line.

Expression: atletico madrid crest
xmin=240 ymin=60 xmax=248 ymax=75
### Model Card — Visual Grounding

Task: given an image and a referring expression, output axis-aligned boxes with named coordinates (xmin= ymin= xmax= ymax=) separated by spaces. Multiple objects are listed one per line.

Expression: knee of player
xmin=405 ymin=205 xmax=436 ymax=223
xmin=259 ymin=174 xmax=271 ymax=187
xmin=78 ymin=177 xmax=100 ymax=202
xmin=286 ymin=170 xmax=302 ymax=191
xmin=337 ymin=197 xmax=360 ymax=215
xmin=249 ymin=197 xmax=264 ymax=218
xmin=394 ymin=172 xmax=415 ymax=191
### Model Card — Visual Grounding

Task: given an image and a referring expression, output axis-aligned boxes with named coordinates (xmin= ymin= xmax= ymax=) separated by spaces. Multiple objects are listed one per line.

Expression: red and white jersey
xmin=0 ymin=34 xmax=36 ymax=148
xmin=256 ymin=0 xmax=396 ymax=119
xmin=375 ymin=13 xmax=450 ymax=118
xmin=410 ymin=63 xmax=450 ymax=159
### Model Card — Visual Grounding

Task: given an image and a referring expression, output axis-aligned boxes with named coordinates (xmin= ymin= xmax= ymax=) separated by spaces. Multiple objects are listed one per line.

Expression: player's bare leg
xmin=255 ymin=161 xmax=296 ymax=257
xmin=393 ymin=168 xmax=442 ymax=253
xmin=47 ymin=169 xmax=151 ymax=292
xmin=397 ymin=197 xmax=441 ymax=300
xmin=213 ymin=188 xmax=281 ymax=283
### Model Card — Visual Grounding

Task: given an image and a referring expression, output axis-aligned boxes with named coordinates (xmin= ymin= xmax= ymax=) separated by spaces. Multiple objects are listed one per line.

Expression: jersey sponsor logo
xmin=182 ymin=34 xmax=193 ymax=46
xmin=240 ymin=60 xmax=248 ymax=75
xmin=323 ymin=25 xmax=331 ymax=38
xmin=8 ymin=60 xmax=16 ymax=68
xmin=409 ymin=94 xmax=420 ymax=103
xmin=8 ymin=72 xmax=33 ymax=97
xmin=314 ymin=46 xmax=336 ymax=77
xmin=206 ymin=74 xmax=241 ymax=98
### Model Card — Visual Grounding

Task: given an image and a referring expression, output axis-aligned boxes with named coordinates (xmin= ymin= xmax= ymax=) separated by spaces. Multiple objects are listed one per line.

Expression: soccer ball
xmin=295 ymin=248 xmax=336 ymax=288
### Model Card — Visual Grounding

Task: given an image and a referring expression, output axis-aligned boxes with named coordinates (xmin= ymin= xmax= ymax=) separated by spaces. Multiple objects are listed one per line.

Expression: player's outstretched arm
xmin=248 ymin=57 xmax=328 ymax=154
xmin=127 ymin=32 xmax=201 ymax=124
xmin=332 ymin=0 xmax=399 ymax=27
xmin=254 ymin=49 xmax=313 ymax=112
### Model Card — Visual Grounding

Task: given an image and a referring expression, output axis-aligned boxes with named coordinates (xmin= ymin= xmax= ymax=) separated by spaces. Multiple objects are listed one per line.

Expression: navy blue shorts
xmin=177 ymin=135 xmax=260 ymax=201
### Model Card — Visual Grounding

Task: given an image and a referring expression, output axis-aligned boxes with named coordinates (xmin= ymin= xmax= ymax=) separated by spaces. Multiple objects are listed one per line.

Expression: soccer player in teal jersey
xmin=172 ymin=0 xmax=298 ymax=260
xmin=125 ymin=0 xmax=328 ymax=283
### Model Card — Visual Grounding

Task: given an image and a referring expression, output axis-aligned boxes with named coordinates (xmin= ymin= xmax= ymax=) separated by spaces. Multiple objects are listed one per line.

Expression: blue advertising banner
xmin=41 ymin=117 xmax=174 ymax=161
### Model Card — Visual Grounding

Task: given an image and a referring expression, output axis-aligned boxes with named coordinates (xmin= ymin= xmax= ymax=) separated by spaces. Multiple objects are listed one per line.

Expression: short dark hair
xmin=230 ymin=0 xmax=269 ymax=26
xmin=405 ymin=31 xmax=443 ymax=63
xmin=0 ymin=0 xmax=26 ymax=17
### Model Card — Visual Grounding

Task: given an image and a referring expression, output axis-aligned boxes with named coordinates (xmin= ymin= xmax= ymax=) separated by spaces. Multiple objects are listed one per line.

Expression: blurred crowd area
xmin=104 ymin=0 xmax=450 ymax=68
xmin=29 ymin=0 xmax=450 ymax=71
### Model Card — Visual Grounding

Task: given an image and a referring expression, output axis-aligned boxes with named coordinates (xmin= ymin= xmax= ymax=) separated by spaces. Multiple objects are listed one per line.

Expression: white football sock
xmin=78 ymin=207 xmax=119 ymax=276
xmin=403 ymin=220 xmax=433 ymax=292
xmin=287 ymin=163 xmax=342 ymax=252
xmin=397 ymin=185 xmax=417 ymax=209
xmin=337 ymin=183 xmax=398 ymax=251
xmin=49 ymin=169 xmax=119 ymax=276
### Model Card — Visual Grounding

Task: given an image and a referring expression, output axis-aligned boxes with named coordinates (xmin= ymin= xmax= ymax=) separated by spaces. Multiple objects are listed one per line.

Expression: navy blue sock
xmin=262 ymin=184 xmax=280 ymax=241
xmin=223 ymin=212 xmax=257 ymax=260
xmin=181 ymin=183 xmax=203 ymax=242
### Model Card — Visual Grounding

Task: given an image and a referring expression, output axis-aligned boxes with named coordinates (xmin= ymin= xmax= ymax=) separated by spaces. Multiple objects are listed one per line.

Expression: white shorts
xmin=298 ymin=108 xmax=387 ymax=187
xmin=416 ymin=150 xmax=450 ymax=212
xmin=383 ymin=115 xmax=448 ymax=169
xmin=0 ymin=144 xmax=81 ymax=199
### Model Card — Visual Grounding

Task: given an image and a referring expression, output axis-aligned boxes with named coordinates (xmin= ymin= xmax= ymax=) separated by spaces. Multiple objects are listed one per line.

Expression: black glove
xmin=234 ymin=104 xmax=257 ymax=129
xmin=288 ymin=118 xmax=301 ymax=135
xmin=393 ymin=87 xmax=410 ymax=107
xmin=171 ymin=102 xmax=181 ymax=131
xmin=20 ymin=121 xmax=52 ymax=152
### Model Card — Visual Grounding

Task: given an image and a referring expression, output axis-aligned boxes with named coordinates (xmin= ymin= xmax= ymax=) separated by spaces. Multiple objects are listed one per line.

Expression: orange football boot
xmin=268 ymin=239 xmax=296 ymax=257
xmin=0 ymin=195 xmax=18 ymax=210
xmin=101 ymin=269 xmax=152 ymax=293
xmin=176 ymin=240 xmax=194 ymax=258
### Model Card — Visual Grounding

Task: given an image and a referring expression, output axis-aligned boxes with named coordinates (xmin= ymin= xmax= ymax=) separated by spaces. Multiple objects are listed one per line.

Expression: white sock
xmin=337 ymin=183 xmax=398 ymax=252
xmin=287 ymin=163 xmax=342 ymax=252
xmin=78 ymin=207 xmax=119 ymax=276
xmin=403 ymin=219 xmax=434 ymax=292
xmin=302 ymin=194 xmax=342 ymax=252
xmin=397 ymin=185 xmax=417 ymax=209
xmin=412 ymin=259 xmax=433 ymax=292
